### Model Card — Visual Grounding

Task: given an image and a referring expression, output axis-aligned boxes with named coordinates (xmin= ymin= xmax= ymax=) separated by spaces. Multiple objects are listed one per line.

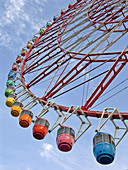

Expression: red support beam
xmin=43 ymin=55 xmax=91 ymax=99
xmin=82 ymin=53 xmax=127 ymax=110
xmin=27 ymin=54 xmax=70 ymax=88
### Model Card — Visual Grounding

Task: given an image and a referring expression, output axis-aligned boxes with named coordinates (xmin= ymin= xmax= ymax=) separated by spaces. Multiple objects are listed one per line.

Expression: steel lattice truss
xmin=21 ymin=0 xmax=128 ymax=119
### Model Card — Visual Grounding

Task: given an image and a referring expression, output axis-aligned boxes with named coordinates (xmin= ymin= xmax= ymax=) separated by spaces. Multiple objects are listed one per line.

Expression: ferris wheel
xmin=5 ymin=0 xmax=128 ymax=165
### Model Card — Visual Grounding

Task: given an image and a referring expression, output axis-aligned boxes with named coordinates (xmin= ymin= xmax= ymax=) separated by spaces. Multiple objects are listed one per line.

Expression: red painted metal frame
xmin=88 ymin=0 xmax=128 ymax=32
xmin=21 ymin=0 xmax=128 ymax=119
xmin=82 ymin=52 xmax=128 ymax=110
xmin=41 ymin=53 xmax=127 ymax=100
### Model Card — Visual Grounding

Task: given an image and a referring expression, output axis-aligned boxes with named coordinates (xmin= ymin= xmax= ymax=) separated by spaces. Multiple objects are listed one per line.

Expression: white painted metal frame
xmin=34 ymin=101 xmax=92 ymax=142
xmin=35 ymin=101 xmax=65 ymax=132
xmin=95 ymin=108 xmax=128 ymax=147
xmin=50 ymin=105 xmax=92 ymax=142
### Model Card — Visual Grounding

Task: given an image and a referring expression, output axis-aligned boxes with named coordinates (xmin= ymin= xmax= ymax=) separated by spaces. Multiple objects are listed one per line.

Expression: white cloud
xmin=40 ymin=143 xmax=82 ymax=170
xmin=2 ymin=0 xmax=27 ymax=25
xmin=40 ymin=143 xmax=54 ymax=159
xmin=27 ymin=168 xmax=31 ymax=170
xmin=34 ymin=0 xmax=48 ymax=5
xmin=0 ymin=31 xmax=11 ymax=47
xmin=0 ymin=0 xmax=48 ymax=50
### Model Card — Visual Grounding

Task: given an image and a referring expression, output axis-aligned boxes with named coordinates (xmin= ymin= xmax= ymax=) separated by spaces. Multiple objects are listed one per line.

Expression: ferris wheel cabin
xmin=6 ymin=94 xmax=15 ymax=107
xmin=16 ymin=56 xmax=22 ymax=64
xmin=11 ymin=101 xmax=23 ymax=117
xmin=5 ymin=86 xmax=15 ymax=97
xmin=6 ymin=78 xmax=15 ymax=87
xmin=12 ymin=64 xmax=19 ymax=71
xmin=33 ymin=118 xmax=49 ymax=140
xmin=93 ymin=132 xmax=116 ymax=165
xmin=53 ymin=16 xmax=58 ymax=21
xmin=19 ymin=109 xmax=33 ymax=128
xmin=32 ymin=36 xmax=38 ymax=42
xmin=21 ymin=49 xmax=27 ymax=57
xmin=27 ymin=42 xmax=32 ymax=49
xmin=46 ymin=22 xmax=52 ymax=28
xmin=39 ymin=29 xmax=44 ymax=35
xmin=56 ymin=126 xmax=75 ymax=152
xmin=8 ymin=71 xmax=16 ymax=79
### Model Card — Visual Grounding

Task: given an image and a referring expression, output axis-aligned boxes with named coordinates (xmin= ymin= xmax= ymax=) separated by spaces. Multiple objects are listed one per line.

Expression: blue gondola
xmin=53 ymin=16 xmax=58 ymax=21
xmin=8 ymin=71 xmax=16 ymax=79
xmin=93 ymin=132 xmax=116 ymax=165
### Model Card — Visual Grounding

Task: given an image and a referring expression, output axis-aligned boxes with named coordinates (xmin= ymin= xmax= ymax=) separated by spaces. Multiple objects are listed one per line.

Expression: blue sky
xmin=0 ymin=0 xmax=128 ymax=170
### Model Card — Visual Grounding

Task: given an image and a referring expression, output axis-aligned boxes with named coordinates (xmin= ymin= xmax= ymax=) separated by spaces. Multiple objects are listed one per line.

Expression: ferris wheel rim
xmin=20 ymin=0 xmax=128 ymax=119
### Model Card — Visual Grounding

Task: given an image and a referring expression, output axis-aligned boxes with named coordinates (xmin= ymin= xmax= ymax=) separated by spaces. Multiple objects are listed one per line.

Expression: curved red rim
xmin=20 ymin=0 xmax=128 ymax=119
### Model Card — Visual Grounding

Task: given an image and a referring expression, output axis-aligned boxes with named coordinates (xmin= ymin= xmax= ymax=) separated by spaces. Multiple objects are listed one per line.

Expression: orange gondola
xmin=21 ymin=49 xmax=27 ymax=56
xmin=27 ymin=42 xmax=32 ymax=49
xmin=19 ymin=109 xmax=33 ymax=128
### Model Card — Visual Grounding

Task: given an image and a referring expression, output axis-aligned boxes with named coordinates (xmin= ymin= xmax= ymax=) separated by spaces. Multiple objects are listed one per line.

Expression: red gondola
xmin=12 ymin=64 xmax=19 ymax=71
xmin=16 ymin=56 xmax=22 ymax=64
xmin=61 ymin=10 xmax=66 ymax=15
xmin=33 ymin=118 xmax=49 ymax=140
xmin=68 ymin=4 xmax=73 ymax=8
